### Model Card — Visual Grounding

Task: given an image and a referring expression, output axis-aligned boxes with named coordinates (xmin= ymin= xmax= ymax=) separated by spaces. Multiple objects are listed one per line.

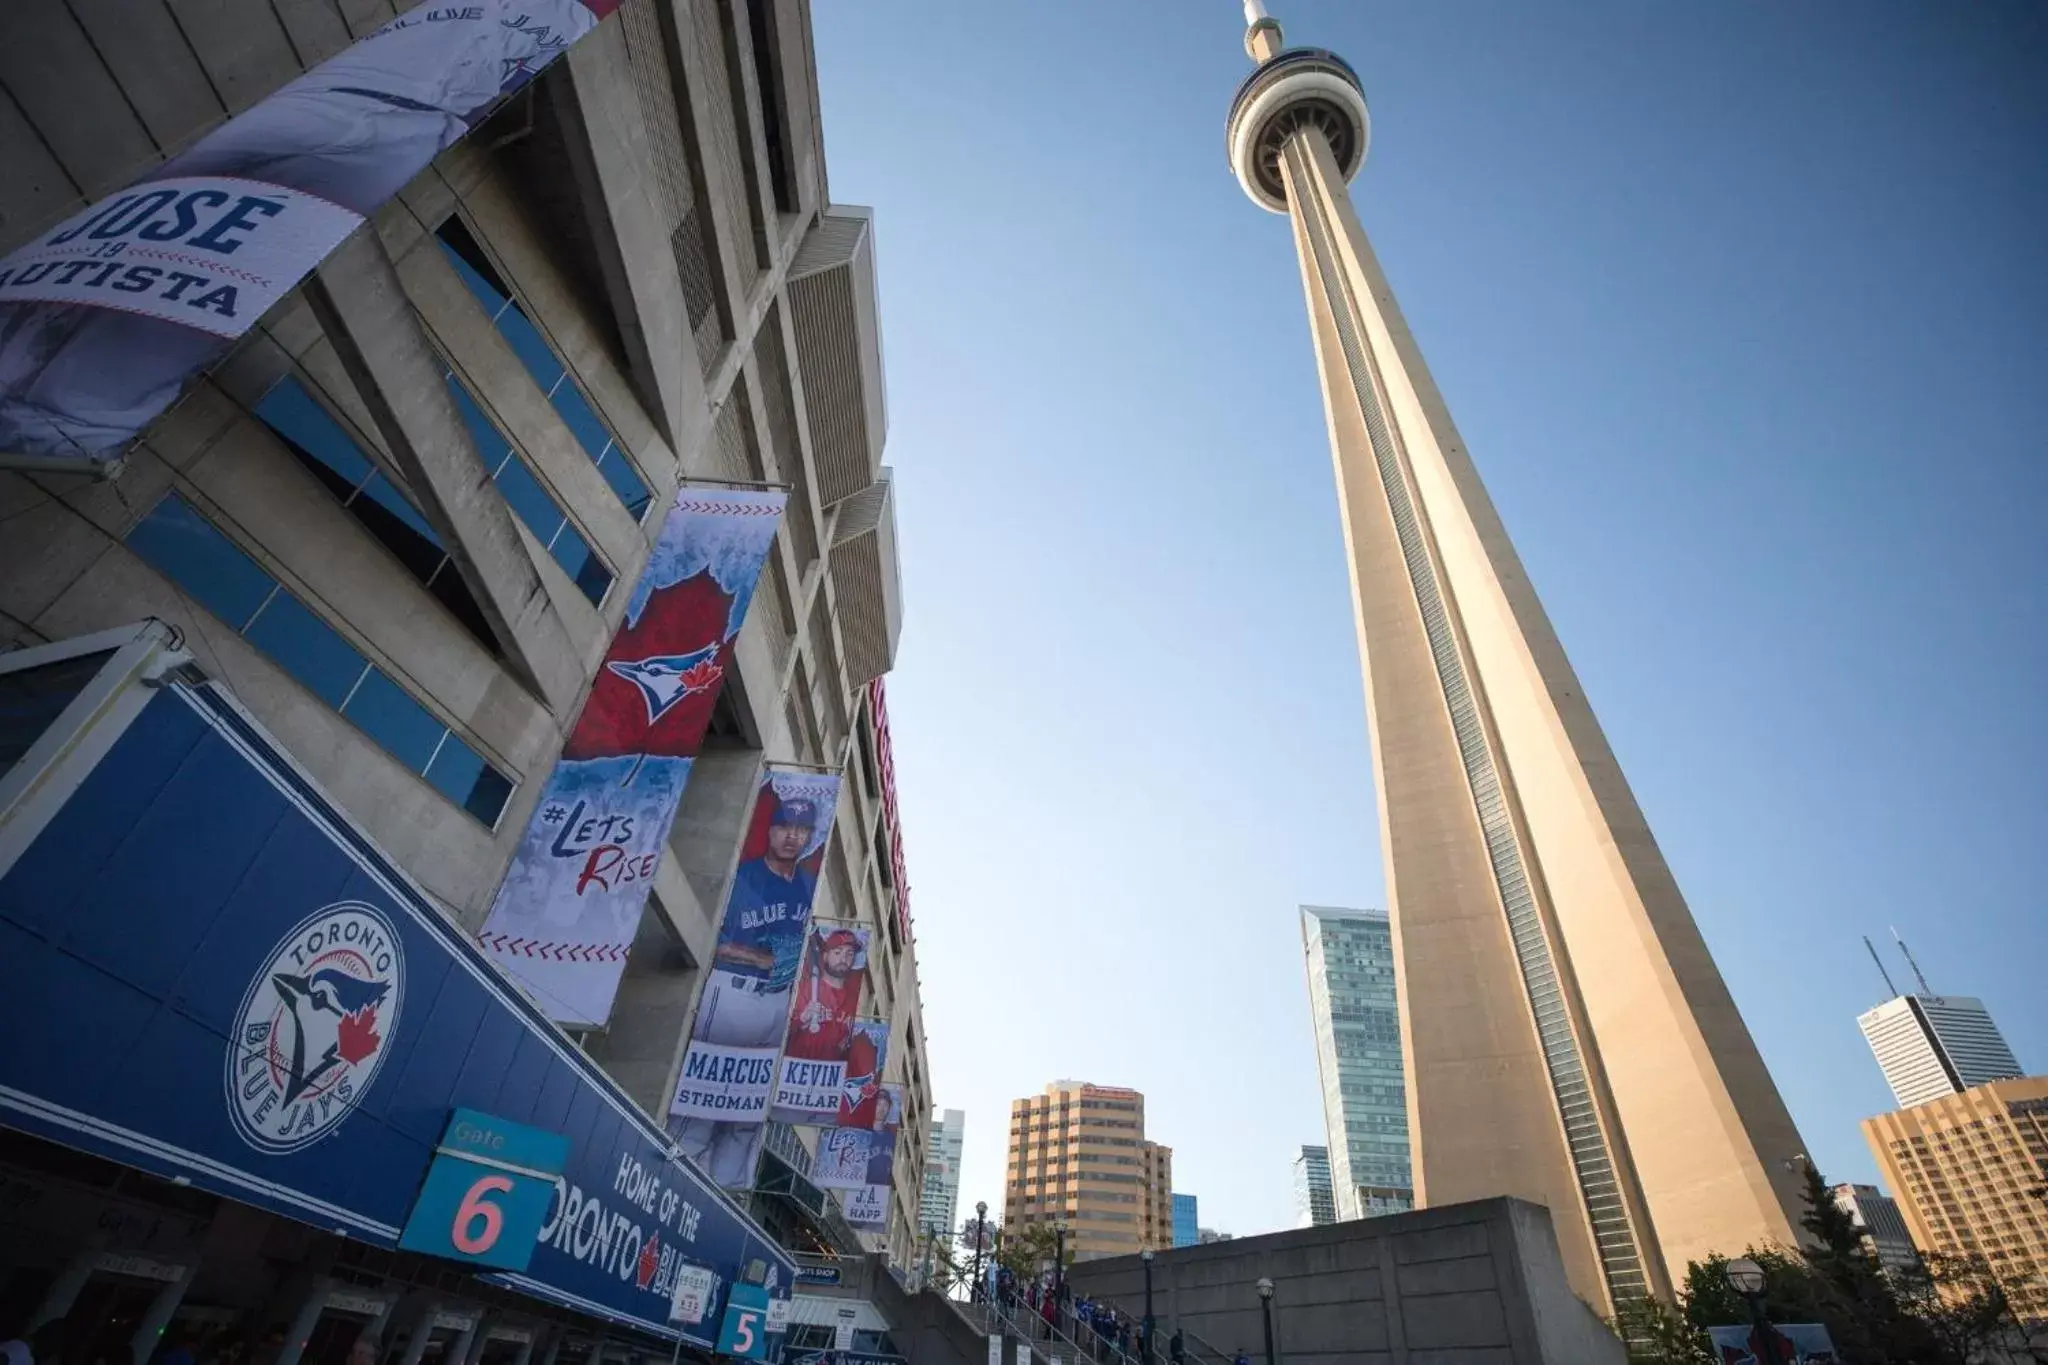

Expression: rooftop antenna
xmin=1891 ymin=926 xmax=1934 ymax=996
xmin=1863 ymin=936 xmax=1900 ymax=999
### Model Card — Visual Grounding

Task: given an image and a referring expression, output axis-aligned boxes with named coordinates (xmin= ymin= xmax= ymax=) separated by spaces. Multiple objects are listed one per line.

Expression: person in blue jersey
xmin=695 ymin=796 xmax=821 ymax=1048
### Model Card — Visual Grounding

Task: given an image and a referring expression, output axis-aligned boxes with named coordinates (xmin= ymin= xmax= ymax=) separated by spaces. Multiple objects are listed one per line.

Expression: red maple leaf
xmin=337 ymin=1007 xmax=381 ymax=1065
xmin=636 ymin=1232 xmax=660 ymax=1289
xmin=678 ymin=658 xmax=723 ymax=693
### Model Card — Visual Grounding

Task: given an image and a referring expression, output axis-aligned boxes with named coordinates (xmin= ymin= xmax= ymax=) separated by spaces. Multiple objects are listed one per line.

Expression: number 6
xmin=454 ymin=1174 xmax=513 ymax=1254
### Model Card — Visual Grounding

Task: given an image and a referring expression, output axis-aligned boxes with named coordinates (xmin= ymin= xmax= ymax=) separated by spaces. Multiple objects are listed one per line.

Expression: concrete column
xmin=388 ymin=1299 xmax=441 ymax=1365
xmin=128 ymin=1260 xmax=202 ymax=1365
xmin=29 ymin=1250 xmax=100 ymax=1330
xmin=442 ymin=1318 xmax=479 ymax=1365
xmin=308 ymin=227 xmax=586 ymax=714
xmin=270 ymin=1277 xmax=333 ymax=1365
xmin=507 ymin=1333 xmax=535 ymax=1365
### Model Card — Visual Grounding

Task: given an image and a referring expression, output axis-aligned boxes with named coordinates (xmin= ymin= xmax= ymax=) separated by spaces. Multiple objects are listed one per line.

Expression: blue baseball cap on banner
xmin=774 ymin=797 xmax=819 ymax=828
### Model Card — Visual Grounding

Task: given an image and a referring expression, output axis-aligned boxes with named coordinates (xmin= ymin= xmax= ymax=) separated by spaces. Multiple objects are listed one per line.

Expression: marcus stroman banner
xmin=478 ymin=487 xmax=785 ymax=1027
xmin=767 ymin=923 xmax=871 ymax=1126
xmin=0 ymin=0 xmax=617 ymax=465
xmin=668 ymin=766 xmax=841 ymax=1187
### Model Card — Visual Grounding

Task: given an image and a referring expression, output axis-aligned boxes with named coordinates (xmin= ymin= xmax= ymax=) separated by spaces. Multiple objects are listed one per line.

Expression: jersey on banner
xmin=1706 ymin=1323 xmax=1838 ymax=1363
xmin=0 ymin=0 xmax=618 ymax=465
xmin=477 ymin=488 xmax=785 ymax=1028
xmin=768 ymin=925 xmax=871 ymax=1125
xmin=814 ymin=1086 xmax=901 ymax=1229
xmin=668 ymin=768 xmax=842 ymax=1187
xmin=836 ymin=1020 xmax=891 ymax=1129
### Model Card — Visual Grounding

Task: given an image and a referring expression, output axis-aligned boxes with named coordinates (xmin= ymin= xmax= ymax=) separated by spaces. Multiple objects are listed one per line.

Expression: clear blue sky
xmin=809 ymin=2 xmax=2048 ymax=1240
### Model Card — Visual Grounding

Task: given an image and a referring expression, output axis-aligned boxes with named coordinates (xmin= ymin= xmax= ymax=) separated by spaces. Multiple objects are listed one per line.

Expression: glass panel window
xmin=252 ymin=375 xmax=501 ymax=655
xmin=125 ymin=495 xmax=275 ymax=630
xmin=436 ymin=220 xmax=650 ymax=524
xmin=244 ymin=593 xmax=368 ymax=709
xmin=125 ymin=495 xmax=514 ymax=827
xmin=340 ymin=669 xmax=446 ymax=774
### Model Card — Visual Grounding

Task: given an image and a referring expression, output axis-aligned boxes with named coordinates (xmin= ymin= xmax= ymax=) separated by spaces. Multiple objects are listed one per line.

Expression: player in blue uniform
xmin=695 ymin=796 xmax=820 ymax=1048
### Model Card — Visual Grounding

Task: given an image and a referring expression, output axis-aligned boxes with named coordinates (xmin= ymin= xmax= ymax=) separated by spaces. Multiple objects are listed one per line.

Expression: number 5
xmin=453 ymin=1174 xmax=513 ymax=1254
xmin=733 ymin=1314 xmax=756 ymax=1354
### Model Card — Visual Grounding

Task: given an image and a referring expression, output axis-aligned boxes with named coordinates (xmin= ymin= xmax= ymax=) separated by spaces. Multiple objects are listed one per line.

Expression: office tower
xmin=1006 ymin=1081 xmax=1175 ymax=1259
xmin=1829 ymin=1183 xmax=1922 ymax=1279
xmin=1860 ymin=996 xmax=2023 ymax=1110
xmin=1173 ymin=1194 xmax=1201 ymax=1248
xmin=1227 ymin=4 xmax=1808 ymax=1307
xmin=0 ymin=0 xmax=934 ymax=1328
xmin=922 ymin=1109 xmax=968 ymax=1239
xmin=1864 ymin=1077 xmax=2048 ymax=1320
xmin=1301 ymin=906 xmax=1413 ymax=1219
xmin=1293 ymin=1145 xmax=1337 ymax=1227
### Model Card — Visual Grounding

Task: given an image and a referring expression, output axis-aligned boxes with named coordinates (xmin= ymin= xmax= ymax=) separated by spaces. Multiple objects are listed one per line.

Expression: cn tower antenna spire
xmin=1240 ymin=0 xmax=1283 ymax=61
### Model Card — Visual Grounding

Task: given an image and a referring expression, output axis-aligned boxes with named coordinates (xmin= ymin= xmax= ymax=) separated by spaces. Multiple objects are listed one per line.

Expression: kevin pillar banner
xmin=668 ymin=767 xmax=843 ymax=1187
xmin=477 ymin=487 xmax=785 ymax=1027
xmin=0 ymin=0 xmax=622 ymax=468
xmin=767 ymin=923 xmax=872 ymax=1126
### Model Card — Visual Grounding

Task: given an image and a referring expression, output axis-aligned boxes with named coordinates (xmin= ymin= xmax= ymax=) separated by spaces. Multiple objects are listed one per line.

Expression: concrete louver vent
xmin=788 ymin=207 xmax=886 ymax=506
xmin=828 ymin=467 xmax=901 ymax=688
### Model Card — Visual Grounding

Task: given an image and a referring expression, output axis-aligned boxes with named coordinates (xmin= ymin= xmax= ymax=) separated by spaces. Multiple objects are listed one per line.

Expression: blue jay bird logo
xmin=606 ymin=644 xmax=724 ymax=725
xmin=226 ymin=902 xmax=405 ymax=1155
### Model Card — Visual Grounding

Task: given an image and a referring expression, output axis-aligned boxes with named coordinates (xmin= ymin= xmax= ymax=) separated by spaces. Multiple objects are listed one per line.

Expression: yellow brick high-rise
xmin=1864 ymin=1077 xmax=2048 ymax=1321
xmin=1005 ymin=1082 xmax=1173 ymax=1261
xmin=1224 ymin=2 xmax=1808 ymax=1309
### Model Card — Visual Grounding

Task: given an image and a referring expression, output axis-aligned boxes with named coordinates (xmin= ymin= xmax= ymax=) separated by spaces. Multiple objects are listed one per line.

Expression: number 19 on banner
xmin=400 ymin=1109 xmax=569 ymax=1272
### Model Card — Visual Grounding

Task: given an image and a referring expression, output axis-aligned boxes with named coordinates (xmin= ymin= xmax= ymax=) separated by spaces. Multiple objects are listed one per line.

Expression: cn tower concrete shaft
xmin=1226 ymin=12 xmax=1807 ymax=1311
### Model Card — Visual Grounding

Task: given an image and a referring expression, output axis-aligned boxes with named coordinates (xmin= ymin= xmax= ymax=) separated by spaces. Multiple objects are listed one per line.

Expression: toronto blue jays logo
xmin=607 ymin=645 xmax=724 ymax=724
xmin=224 ymin=902 xmax=404 ymax=1154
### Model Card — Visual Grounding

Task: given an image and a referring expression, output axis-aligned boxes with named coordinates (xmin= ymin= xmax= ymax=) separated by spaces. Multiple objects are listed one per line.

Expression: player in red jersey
xmin=783 ymin=928 xmax=864 ymax=1061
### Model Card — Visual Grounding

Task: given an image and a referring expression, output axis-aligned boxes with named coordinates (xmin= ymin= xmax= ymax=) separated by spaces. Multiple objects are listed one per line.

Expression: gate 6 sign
xmin=399 ymin=1109 xmax=568 ymax=1272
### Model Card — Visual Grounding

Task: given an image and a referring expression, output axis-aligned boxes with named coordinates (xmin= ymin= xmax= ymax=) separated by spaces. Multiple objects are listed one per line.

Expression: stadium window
xmin=126 ymin=494 xmax=515 ymax=826
xmin=438 ymin=360 xmax=613 ymax=606
xmin=252 ymin=374 xmax=499 ymax=654
xmin=436 ymin=218 xmax=653 ymax=521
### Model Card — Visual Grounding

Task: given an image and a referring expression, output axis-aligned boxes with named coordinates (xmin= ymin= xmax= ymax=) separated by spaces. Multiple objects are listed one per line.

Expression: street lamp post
xmin=971 ymin=1201 xmax=988 ymax=1305
xmin=1141 ymin=1249 xmax=1156 ymax=1365
xmin=1723 ymin=1257 xmax=1779 ymax=1362
xmin=1256 ymin=1278 xmax=1276 ymax=1365
xmin=1055 ymin=1221 xmax=1069 ymax=1299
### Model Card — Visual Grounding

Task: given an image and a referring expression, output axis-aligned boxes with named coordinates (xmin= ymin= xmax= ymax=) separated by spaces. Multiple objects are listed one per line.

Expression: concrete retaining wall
xmin=1061 ymin=1197 xmax=1624 ymax=1365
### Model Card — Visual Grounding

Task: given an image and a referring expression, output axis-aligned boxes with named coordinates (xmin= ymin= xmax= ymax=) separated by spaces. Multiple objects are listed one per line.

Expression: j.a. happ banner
xmin=0 ymin=0 xmax=618 ymax=464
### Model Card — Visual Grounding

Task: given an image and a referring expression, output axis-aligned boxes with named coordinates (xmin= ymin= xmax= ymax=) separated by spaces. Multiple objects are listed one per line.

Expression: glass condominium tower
xmin=1301 ymin=906 xmax=1413 ymax=1219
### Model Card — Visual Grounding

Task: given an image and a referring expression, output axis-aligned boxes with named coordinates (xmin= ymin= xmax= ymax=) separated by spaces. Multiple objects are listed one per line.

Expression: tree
xmin=1901 ymin=1252 xmax=2027 ymax=1365
xmin=996 ymin=1221 xmax=1064 ymax=1280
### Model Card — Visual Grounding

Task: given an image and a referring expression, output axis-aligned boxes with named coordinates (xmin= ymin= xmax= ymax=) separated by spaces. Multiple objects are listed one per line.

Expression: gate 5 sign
xmin=400 ymin=1109 xmax=568 ymax=1271
xmin=716 ymin=1283 xmax=770 ymax=1360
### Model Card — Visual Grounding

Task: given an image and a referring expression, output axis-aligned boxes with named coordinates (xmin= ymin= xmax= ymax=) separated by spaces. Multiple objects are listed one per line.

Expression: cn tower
xmin=1226 ymin=3 xmax=1807 ymax=1308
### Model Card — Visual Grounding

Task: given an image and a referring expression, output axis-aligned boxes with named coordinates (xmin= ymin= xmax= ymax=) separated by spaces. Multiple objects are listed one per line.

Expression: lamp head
xmin=977 ymin=1200 xmax=988 ymax=1217
xmin=1724 ymin=1257 xmax=1767 ymax=1297
xmin=1141 ymin=1249 xmax=1155 ymax=1263
xmin=1255 ymin=1277 xmax=1274 ymax=1300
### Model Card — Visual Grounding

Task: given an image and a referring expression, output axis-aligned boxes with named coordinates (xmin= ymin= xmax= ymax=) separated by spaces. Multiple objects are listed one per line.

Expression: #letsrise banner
xmin=477 ymin=487 xmax=784 ymax=1027
xmin=0 ymin=0 xmax=619 ymax=465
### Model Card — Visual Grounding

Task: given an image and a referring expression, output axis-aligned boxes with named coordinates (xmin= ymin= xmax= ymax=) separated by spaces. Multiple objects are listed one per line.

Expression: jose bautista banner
xmin=0 ymin=0 xmax=622 ymax=465
xmin=668 ymin=767 xmax=842 ymax=1186
xmin=478 ymin=487 xmax=785 ymax=1027
xmin=767 ymin=923 xmax=872 ymax=1125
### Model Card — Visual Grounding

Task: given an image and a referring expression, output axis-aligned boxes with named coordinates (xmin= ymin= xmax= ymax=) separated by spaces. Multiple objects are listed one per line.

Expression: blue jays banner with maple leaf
xmin=478 ymin=485 xmax=785 ymax=1026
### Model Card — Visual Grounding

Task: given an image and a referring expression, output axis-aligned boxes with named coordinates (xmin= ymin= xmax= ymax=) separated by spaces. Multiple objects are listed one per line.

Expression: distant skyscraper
xmin=1300 ymin=906 xmax=1412 ymax=1220
xmin=1292 ymin=1145 xmax=1336 ymax=1227
xmin=1005 ymin=1081 xmax=1174 ymax=1258
xmin=1228 ymin=3 xmax=1808 ymax=1307
xmin=1172 ymin=1193 xmax=1199 ymax=1247
xmin=921 ymin=1108 xmax=966 ymax=1238
xmin=1859 ymin=996 xmax=2022 ymax=1110
xmin=1864 ymin=1077 xmax=2048 ymax=1321
xmin=1829 ymin=1183 xmax=1921 ymax=1279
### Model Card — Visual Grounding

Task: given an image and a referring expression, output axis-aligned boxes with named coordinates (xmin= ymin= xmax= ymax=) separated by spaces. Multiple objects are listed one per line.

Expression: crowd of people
xmin=973 ymin=1266 xmax=1216 ymax=1365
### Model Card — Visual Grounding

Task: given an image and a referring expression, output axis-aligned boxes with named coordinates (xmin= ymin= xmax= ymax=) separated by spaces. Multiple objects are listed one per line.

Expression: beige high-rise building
xmin=1864 ymin=1077 xmax=2048 ymax=1320
xmin=1224 ymin=4 xmax=1808 ymax=1309
xmin=1006 ymin=1081 xmax=1175 ymax=1260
